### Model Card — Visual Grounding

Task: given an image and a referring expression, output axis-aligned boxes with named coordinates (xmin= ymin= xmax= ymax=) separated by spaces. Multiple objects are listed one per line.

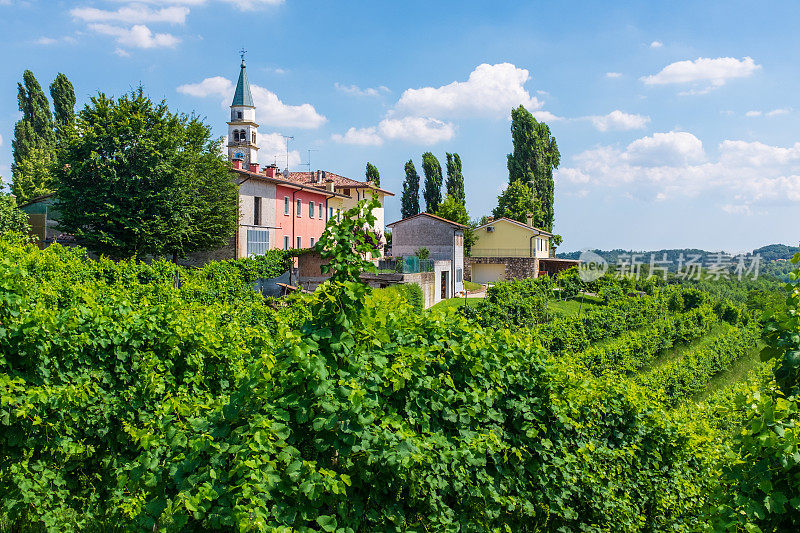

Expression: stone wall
xmin=391 ymin=216 xmax=457 ymax=261
xmin=401 ymin=271 xmax=436 ymax=309
xmin=465 ymin=256 xmax=539 ymax=282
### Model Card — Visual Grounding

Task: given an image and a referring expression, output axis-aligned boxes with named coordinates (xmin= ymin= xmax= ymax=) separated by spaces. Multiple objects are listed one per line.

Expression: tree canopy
xmin=507 ymin=105 xmax=559 ymax=232
xmin=492 ymin=179 xmax=537 ymax=225
xmin=56 ymin=88 xmax=238 ymax=259
xmin=50 ymin=73 xmax=76 ymax=146
xmin=445 ymin=152 xmax=465 ymax=205
xmin=365 ymin=162 xmax=380 ymax=187
xmin=0 ymin=188 xmax=30 ymax=236
xmin=12 ymin=70 xmax=58 ymax=203
xmin=400 ymin=159 xmax=420 ymax=219
xmin=435 ymin=193 xmax=476 ymax=251
xmin=422 ymin=152 xmax=443 ymax=213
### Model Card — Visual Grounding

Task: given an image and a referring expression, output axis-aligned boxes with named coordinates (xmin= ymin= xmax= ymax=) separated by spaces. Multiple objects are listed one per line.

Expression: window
xmin=329 ymin=207 xmax=334 ymax=219
xmin=284 ymin=197 xmax=289 ymax=215
xmin=456 ymin=268 xmax=463 ymax=283
xmin=296 ymin=236 xmax=302 ymax=248
xmin=296 ymin=199 xmax=302 ymax=217
xmin=309 ymin=201 xmax=315 ymax=218
xmin=336 ymin=209 xmax=341 ymax=220
xmin=247 ymin=229 xmax=269 ymax=257
xmin=284 ymin=236 xmax=289 ymax=250
xmin=237 ymin=111 xmax=242 ymax=119
xmin=251 ymin=131 xmax=256 ymax=144
xmin=253 ymin=196 xmax=261 ymax=226
xmin=310 ymin=237 xmax=315 ymax=247
xmin=318 ymin=203 xmax=323 ymax=219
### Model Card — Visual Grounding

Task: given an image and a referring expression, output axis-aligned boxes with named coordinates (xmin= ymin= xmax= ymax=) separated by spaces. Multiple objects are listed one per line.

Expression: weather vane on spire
xmin=239 ymin=48 xmax=247 ymax=62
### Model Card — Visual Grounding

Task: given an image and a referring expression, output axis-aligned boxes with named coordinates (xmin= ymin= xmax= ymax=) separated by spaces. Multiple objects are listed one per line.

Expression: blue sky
xmin=1 ymin=0 xmax=798 ymax=252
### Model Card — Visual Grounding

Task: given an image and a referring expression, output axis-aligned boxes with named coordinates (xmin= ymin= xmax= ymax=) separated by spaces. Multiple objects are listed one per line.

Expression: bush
xmin=472 ymin=276 xmax=552 ymax=328
xmin=369 ymin=283 xmax=423 ymax=313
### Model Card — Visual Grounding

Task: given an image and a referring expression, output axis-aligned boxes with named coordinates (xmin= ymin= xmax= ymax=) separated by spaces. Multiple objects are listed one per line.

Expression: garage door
xmin=471 ymin=263 xmax=505 ymax=284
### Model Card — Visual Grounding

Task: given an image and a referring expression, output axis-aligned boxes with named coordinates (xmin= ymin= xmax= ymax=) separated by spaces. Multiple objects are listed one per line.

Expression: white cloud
xmin=108 ymin=0 xmax=282 ymax=7
xmin=114 ymin=47 xmax=131 ymax=57
xmin=377 ymin=116 xmax=455 ymax=144
xmin=641 ymin=57 xmax=761 ymax=90
xmin=33 ymin=35 xmax=77 ymax=45
xmin=71 ymin=5 xmax=189 ymax=24
xmin=605 ymin=72 xmax=622 ymax=78
xmin=177 ymin=76 xmax=327 ymax=129
xmin=89 ymin=23 xmax=179 ymax=48
xmin=334 ymin=83 xmax=390 ymax=97
xmin=393 ymin=63 xmax=543 ymax=118
xmin=650 ymin=41 xmax=663 ymax=48
xmin=746 ymin=108 xmax=791 ymax=117
xmin=258 ymin=132 xmax=301 ymax=168
xmin=558 ymin=133 xmax=800 ymax=210
xmin=331 ymin=127 xmax=384 ymax=146
xmin=0 ymin=133 xmax=3 ymax=147
xmin=590 ymin=110 xmax=650 ymax=132
xmin=624 ymin=131 xmax=705 ymax=166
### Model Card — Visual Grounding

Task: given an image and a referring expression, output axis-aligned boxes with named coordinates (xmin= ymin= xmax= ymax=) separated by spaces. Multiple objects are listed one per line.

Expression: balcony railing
xmin=470 ymin=248 xmax=538 ymax=258
xmin=377 ymin=257 xmax=434 ymax=274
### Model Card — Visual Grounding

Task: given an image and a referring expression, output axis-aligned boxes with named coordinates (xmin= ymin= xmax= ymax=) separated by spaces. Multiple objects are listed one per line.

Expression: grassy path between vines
xmin=635 ymin=323 xmax=730 ymax=376
xmin=693 ymin=340 xmax=767 ymax=402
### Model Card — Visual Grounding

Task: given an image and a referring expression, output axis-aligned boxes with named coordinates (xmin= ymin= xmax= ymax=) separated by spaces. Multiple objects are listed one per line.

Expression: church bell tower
xmin=228 ymin=52 xmax=259 ymax=168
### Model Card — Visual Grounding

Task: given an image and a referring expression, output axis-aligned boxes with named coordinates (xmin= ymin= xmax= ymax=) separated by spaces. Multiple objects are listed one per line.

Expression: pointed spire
xmin=231 ymin=54 xmax=254 ymax=107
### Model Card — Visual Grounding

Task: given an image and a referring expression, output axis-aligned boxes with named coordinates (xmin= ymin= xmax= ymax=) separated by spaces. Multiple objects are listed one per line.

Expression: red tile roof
xmin=284 ymin=171 xmax=395 ymax=196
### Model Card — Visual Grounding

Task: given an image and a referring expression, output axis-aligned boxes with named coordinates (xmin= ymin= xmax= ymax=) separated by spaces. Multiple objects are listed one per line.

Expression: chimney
xmin=263 ymin=165 xmax=277 ymax=178
xmin=526 ymin=213 xmax=534 ymax=227
xmin=249 ymin=163 xmax=259 ymax=173
xmin=315 ymin=170 xmax=322 ymax=183
xmin=232 ymin=159 xmax=243 ymax=170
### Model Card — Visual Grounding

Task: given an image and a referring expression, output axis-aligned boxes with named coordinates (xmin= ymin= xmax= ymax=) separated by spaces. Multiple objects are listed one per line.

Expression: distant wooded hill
xmin=557 ymin=244 xmax=800 ymax=267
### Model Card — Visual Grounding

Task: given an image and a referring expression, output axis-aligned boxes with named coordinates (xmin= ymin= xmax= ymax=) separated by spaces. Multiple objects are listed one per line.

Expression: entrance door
xmin=441 ymin=271 xmax=448 ymax=300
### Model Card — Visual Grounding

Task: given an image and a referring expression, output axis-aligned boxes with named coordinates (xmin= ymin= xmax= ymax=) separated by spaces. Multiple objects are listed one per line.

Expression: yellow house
xmin=468 ymin=216 xmax=576 ymax=284
xmin=472 ymin=216 xmax=552 ymax=258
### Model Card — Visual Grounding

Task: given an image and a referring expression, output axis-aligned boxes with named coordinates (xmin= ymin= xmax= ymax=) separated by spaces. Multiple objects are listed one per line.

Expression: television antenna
xmin=302 ymin=149 xmax=318 ymax=171
xmin=282 ymin=135 xmax=294 ymax=175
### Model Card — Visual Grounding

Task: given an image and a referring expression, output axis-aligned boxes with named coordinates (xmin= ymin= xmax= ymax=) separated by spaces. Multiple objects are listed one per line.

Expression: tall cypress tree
xmin=400 ymin=159 xmax=420 ymax=219
xmin=445 ymin=152 xmax=465 ymax=205
xmin=507 ymin=105 xmax=560 ymax=232
xmin=365 ymin=162 xmax=380 ymax=187
xmin=11 ymin=70 xmax=57 ymax=202
xmin=421 ymin=152 xmax=443 ymax=213
xmin=50 ymin=73 xmax=76 ymax=145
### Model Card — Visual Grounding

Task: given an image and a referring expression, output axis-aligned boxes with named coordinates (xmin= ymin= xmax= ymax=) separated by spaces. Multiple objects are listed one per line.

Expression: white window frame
xmin=296 ymin=199 xmax=302 ymax=217
xmin=246 ymin=229 xmax=269 ymax=257
xmin=284 ymin=236 xmax=289 ymax=250
xmin=284 ymin=196 xmax=289 ymax=215
xmin=318 ymin=203 xmax=323 ymax=219
xmin=310 ymin=237 xmax=315 ymax=247
xmin=309 ymin=200 xmax=315 ymax=218
xmin=296 ymin=236 xmax=302 ymax=248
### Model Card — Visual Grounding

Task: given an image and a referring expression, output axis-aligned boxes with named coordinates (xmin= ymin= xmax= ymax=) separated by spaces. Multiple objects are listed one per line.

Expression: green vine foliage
xmin=0 ymin=221 xmax=727 ymax=531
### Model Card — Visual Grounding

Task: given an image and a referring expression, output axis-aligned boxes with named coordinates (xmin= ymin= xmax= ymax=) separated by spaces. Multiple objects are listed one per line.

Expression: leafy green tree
xmin=56 ymin=88 xmax=238 ymax=260
xmin=445 ymin=152 xmax=465 ymax=205
xmin=365 ymin=162 xmax=380 ymax=187
xmin=493 ymin=179 xmax=536 ymax=224
xmin=10 ymin=146 xmax=56 ymax=203
xmin=422 ymin=151 xmax=443 ymax=213
xmin=50 ymin=73 xmax=76 ymax=145
xmin=400 ymin=159 xmax=420 ymax=218
xmin=0 ymin=185 xmax=30 ymax=236
xmin=507 ymin=105 xmax=560 ymax=231
xmin=436 ymin=193 xmax=476 ymax=252
xmin=12 ymin=70 xmax=56 ymax=203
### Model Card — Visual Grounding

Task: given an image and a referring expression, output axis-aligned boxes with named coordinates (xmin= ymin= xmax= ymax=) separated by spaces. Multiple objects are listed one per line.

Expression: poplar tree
xmin=507 ymin=105 xmax=560 ymax=232
xmin=365 ymin=162 xmax=380 ymax=187
xmin=50 ymin=73 xmax=76 ymax=145
xmin=421 ymin=152 xmax=443 ymax=213
xmin=445 ymin=152 xmax=465 ymax=205
xmin=11 ymin=70 xmax=57 ymax=202
xmin=400 ymin=159 xmax=420 ymax=219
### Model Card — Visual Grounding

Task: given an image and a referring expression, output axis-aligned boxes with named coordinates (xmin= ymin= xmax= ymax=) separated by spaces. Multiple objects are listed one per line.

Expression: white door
xmin=471 ymin=263 xmax=505 ymax=284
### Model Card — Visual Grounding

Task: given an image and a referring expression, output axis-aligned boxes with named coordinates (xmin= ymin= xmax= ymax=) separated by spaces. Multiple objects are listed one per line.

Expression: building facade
xmin=225 ymin=58 xmax=393 ymax=259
